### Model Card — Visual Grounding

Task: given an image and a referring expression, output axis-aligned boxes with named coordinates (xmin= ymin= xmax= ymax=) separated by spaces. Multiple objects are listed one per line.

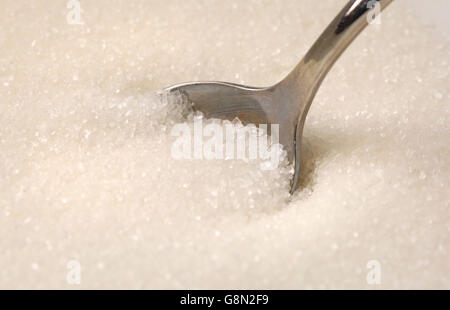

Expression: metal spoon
xmin=165 ymin=0 xmax=394 ymax=194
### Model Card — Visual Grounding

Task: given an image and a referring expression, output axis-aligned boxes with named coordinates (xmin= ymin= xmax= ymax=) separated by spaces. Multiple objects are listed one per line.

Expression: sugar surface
xmin=0 ymin=0 xmax=449 ymax=289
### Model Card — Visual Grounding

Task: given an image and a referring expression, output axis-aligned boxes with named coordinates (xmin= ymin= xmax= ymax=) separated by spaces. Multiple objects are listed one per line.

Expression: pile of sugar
xmin=0 ymin=0 xmax=449 ymax=289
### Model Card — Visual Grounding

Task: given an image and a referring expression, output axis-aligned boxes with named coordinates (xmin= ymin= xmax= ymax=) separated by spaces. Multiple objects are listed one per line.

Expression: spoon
xmin=165 ymin=0 xmax=394 ymax=194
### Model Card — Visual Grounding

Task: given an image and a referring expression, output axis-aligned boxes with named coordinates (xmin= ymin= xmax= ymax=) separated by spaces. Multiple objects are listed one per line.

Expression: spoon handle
xmin=286 ymin=0 xmax=394 ymax=102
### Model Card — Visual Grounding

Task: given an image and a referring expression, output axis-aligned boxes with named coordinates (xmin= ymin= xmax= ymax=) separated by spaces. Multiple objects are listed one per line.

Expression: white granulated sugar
xmin=0 ymin=0 xmax=449 ymax=289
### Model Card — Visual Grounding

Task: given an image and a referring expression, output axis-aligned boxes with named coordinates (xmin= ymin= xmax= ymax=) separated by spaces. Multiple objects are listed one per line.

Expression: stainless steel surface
xmin=165 ymin=0 xmax=394 ymax=194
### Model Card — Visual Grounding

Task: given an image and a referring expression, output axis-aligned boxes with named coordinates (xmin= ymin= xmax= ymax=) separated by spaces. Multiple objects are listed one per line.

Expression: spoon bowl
xmin=166 ymin=0 xmax=394 ymax=194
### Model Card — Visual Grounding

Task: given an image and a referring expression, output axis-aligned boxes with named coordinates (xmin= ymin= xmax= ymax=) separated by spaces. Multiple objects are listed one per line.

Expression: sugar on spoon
xmin=166 ymin=0 xmax=394 ymax=194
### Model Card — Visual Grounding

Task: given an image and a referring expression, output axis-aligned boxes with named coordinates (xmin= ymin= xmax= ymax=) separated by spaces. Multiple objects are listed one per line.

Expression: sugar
xmin=0 ymin=0 xmax=449 ymax=289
